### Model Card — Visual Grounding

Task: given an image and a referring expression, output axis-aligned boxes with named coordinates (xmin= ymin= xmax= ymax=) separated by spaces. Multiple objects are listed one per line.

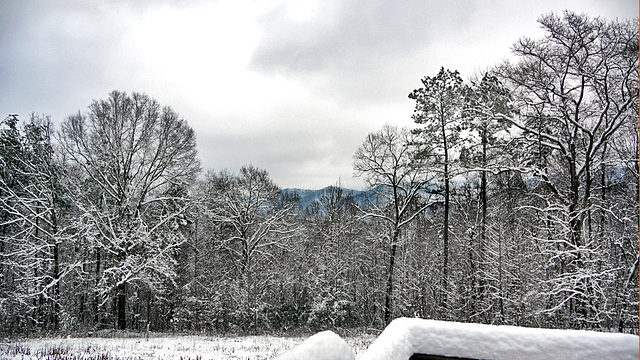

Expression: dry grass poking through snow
xmin=0 ymin=333 xmax=377 ymax=360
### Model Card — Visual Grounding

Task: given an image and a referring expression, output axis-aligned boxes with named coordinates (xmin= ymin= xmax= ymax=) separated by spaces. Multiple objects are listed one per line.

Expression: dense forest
xmin=1 ymin=12 xmax=638 ymax=336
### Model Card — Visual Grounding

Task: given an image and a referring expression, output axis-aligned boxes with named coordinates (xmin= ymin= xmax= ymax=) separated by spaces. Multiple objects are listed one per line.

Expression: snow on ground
xmin=359 ymin=317 xmax=640 ymax=360
xmin=7 ymin=319 xmax=635 ymax=360
xmin=274 ymin=330 xmax=355 ymax=360
xmin=0 ymin=333 xmax=376 ymax=360
xmin=1 ymin=335 xmax=299 ymax=360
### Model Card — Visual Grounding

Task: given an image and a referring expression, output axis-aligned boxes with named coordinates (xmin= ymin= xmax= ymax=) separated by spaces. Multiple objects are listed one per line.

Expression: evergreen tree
xmin=409 ymin=68 xmax=465 ymax=314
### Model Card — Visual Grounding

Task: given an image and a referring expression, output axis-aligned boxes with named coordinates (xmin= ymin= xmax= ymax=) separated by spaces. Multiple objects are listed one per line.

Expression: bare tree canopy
xmin=58 ymin=91 xmax=200 ymax=330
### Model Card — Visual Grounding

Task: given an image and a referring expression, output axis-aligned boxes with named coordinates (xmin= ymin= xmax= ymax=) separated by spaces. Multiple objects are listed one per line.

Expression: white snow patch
xmin=1 ymin=335 xmax=299 ymax=360
xmin=274 ymin=330 xmax=355 ymax=360
xmin=358 ymin=318 xmax=639 ymax=360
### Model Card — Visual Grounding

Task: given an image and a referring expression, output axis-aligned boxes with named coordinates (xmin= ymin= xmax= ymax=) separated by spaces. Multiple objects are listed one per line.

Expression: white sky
xmin=1 ymin=0 xmax=637 ymax=189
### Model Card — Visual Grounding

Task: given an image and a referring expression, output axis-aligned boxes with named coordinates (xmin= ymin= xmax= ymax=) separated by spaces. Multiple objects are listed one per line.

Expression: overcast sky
xmin=1 ymin=0 xmax=637 ymax=189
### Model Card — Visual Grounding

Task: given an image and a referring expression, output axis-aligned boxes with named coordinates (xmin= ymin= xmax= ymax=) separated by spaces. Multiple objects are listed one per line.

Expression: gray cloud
xmin=252 ymin=1 xmax=474 ymax=74
xmin=0 ymin=1 xmax=138 ymax=121
xmin=194 ymin=100 xmax=370 ymax=189
xmin=1 ymin=0 xmax=637 ymax=190
xmin=250 ymin=0 xmax=476 ymax=106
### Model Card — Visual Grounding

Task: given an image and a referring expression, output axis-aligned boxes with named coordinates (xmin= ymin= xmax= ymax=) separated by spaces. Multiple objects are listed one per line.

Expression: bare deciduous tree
xmin=58 ymin=91 xmax=200 ymax=330
xmin=495 ymin=12 xmax=639 ymax=326
xmin=202 ymin=166 xmax=300 ymax=332
xmin=354 ymin=125 xmax=434 ymax=325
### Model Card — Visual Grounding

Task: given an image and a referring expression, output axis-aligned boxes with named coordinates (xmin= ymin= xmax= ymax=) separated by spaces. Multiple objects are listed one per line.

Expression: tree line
xmin=1 ymin=11 xmax=638 ymax=336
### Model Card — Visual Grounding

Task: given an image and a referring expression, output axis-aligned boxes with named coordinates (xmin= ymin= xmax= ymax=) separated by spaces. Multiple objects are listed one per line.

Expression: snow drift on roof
xmin=358 ymin=318 xmax=639 ymax=360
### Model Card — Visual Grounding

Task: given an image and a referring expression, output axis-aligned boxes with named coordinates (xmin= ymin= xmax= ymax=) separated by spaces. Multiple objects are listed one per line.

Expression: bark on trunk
xmin=442 ymin=115 xmax=450 ymax=312
xmin=384 ymin=229 xmax=399 ymax=326
xmin=117 ymin=282 xmax=127 ymax=330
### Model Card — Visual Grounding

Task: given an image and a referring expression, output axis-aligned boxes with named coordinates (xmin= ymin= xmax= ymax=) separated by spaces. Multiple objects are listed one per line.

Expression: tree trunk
xmin=117 ymin=282 xmax=127 ymax=330
xmin=384 ymin=228 xmax=399 ymax=326
xmin=568 ymin=145 xmax=587 ymax=323
xmin=50 ymin=198 xmax=60 ymax=331
xmin=600 ymin=142 xmax=607 ymax=239
xmin=442 ymin=115 xmax=450 ymax=313
xmin=51 ymin=242 xmax=60 ymax=330
xmin=479 ymin=128 xmax=488 ymax=310
xmin=94 ymin=248 xmax=101 ymax=326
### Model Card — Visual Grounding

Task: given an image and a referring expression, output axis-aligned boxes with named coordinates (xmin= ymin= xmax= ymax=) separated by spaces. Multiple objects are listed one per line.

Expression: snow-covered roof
xmin=359 ymin=318 xmax=639 ymax=360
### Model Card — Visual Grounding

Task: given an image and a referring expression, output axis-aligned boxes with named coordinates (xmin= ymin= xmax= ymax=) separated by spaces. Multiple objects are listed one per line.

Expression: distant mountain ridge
xmin=281 ymin=187 xmax=378 ymax=209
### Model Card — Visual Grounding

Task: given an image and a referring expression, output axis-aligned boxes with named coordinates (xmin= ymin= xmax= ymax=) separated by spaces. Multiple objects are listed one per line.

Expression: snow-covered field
xmin=0 ymin=334 xmax=376 ymax=360
xmin=4 ymin=318 xmax=638 ymax=360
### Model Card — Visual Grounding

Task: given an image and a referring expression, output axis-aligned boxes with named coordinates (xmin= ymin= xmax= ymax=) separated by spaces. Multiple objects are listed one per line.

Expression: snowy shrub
xmin=263 ymin=303 xmax=308 ymax=330
xmin=307 ymin=298 xmax=359 ymax=329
